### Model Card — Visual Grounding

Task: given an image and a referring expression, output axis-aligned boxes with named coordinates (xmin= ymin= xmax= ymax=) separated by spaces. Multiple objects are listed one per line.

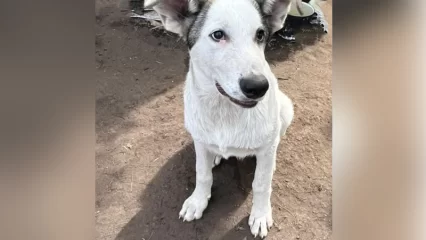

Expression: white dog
xmin=152 ymin=0 xmax=294 ymax=238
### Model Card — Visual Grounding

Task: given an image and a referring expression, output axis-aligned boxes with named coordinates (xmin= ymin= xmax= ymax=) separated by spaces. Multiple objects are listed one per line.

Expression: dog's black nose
xmin=239 ymin=74 xmax=269 ymax=99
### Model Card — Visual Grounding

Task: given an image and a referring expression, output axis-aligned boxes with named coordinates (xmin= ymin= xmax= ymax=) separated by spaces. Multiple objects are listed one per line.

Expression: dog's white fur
xmin=154 ymin=0 xmax=294 ymax=238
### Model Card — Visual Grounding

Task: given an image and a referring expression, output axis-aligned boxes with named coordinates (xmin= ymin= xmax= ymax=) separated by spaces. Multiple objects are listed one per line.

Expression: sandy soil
xmin=96 ymin=1 xmax=332 ymax=239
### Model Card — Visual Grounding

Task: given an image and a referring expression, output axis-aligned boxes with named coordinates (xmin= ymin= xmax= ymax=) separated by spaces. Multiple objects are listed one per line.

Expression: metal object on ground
xmin=281 ymin=0 xmax=328 ymax=42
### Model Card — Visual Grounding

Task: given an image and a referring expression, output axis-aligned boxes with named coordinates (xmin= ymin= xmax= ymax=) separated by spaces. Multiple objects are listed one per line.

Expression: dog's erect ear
xmin=258 ymin=0 xmax=292 ymax=34
xmin=153 ymin=0 xmax=202 ymax=37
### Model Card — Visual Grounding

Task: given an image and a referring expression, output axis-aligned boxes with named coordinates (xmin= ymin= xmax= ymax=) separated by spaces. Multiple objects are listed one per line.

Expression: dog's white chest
xmin=184 ymin=90 xmax=279 ymax=156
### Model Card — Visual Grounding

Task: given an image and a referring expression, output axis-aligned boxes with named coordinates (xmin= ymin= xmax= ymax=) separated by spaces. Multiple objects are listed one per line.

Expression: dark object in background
xmin=129 ymin=0 xmax=145 ymax=15
xmin=280 ymin=0 xmax=329 ymax=43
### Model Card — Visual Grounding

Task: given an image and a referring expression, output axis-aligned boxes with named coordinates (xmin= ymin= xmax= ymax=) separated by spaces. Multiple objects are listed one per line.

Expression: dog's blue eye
xmin=211 ymin=30 xmax=225 ymax=41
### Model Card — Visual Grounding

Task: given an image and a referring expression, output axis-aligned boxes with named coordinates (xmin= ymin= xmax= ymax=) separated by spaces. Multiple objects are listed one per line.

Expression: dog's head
xmin=153 ymin=0 xmax=291 ymax=107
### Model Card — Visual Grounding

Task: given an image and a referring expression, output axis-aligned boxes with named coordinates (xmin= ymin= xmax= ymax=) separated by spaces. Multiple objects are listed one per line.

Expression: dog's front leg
xmin=249 ymin=145 xmax=278 ymax=238
xmin=179 ymin=141 xmax=214 ymax=221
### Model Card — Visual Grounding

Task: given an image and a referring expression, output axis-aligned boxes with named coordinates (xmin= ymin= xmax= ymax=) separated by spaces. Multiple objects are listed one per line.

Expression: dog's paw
xmin=248 ymin=206 xmax=273 ymax=238
xmin=212 ymin=155 xmax=222 ymax=168
xmin=179 ymin=194 xmax=209 ymax=222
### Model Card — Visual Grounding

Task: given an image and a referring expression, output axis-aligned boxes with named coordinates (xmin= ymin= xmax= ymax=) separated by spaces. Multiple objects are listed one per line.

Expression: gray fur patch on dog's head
xmin=154 ymin=0 xmax=290 ymax=48
xmin=186 ymin=0 xmax=270 ymax=48
xmin=187 ymin=1 xmax=211 ymax=49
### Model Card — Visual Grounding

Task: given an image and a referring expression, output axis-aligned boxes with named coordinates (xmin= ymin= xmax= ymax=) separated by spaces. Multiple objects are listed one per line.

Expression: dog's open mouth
xmin=215 ymin=82 xmax=257 ymax=108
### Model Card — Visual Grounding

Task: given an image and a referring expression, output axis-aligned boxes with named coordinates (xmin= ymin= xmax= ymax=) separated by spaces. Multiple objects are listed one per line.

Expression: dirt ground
xmin=96 ymin=1 xmax=332 ymax=239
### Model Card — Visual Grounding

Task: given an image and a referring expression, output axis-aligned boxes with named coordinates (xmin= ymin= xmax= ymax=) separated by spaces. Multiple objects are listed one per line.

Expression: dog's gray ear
xmin=153 ymin=0 xmax=201 ymax=37
xmin=258 ymin=0 xmax=292 ymax=34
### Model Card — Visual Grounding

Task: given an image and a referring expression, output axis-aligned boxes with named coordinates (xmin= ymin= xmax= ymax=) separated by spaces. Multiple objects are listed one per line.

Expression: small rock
xmin=274 ymin=222 xmax=282 ymax=231
xmin=236 ymin=226 xmax=245 ymax=231
xmin=166 ymin=95 xmax=176 ymax=100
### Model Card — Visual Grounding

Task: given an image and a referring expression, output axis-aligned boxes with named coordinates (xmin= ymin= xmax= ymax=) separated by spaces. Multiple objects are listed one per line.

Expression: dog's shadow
xmin=115 ymin=143 xmax=258 ymax=240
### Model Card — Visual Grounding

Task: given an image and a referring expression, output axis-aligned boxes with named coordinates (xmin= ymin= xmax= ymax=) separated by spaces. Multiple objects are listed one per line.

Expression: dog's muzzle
xmin=215 ymin=82 xmax=258 ymax=108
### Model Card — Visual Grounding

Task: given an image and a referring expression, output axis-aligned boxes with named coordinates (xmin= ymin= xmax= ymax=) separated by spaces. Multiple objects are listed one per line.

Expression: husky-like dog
xmin=151 ymin=0 xmax=294 ymax=237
